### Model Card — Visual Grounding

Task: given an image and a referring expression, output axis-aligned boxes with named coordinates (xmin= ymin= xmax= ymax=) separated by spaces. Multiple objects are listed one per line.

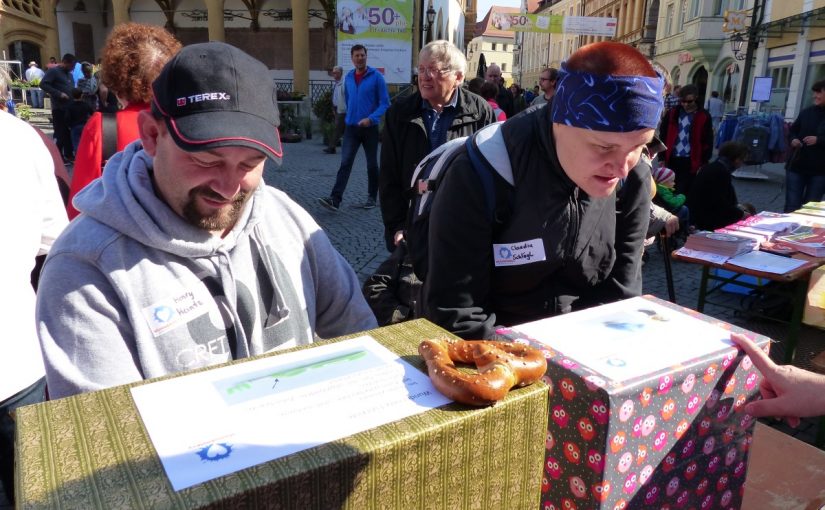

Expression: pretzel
xmin=419 ymin=338 xmax=548 ymax=406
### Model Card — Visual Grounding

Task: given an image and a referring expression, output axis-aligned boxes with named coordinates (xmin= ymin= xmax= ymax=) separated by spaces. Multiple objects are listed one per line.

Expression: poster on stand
xmin=336 ymin=0 xmax=413 ymax=84
xmin=131 ymin=336 xmax=450 ymax=490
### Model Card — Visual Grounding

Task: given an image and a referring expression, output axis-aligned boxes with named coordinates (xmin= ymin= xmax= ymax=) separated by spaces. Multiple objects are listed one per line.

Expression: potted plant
xmin=16 ymin=103 xmax=33 ymax=122
xmin=279 ymin=102 xmax=302 ymax=143
xmin=312 ymin=90 xmax=335 ymax=145
xmin=303 ymin=118 xmax=313 ymax=140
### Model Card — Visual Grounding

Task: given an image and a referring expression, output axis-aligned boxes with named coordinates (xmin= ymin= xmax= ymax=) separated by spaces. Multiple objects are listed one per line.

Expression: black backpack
xmin=405 ymin=122 xmax=515 ymax=281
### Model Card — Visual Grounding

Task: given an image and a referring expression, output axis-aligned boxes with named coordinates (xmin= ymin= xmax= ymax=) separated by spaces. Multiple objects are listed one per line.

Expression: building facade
xmin=517 ymin=0 xmax=580 ymax=89
xmin=755 ymin=0 xmax=825 ymax=119
xmin=3 ymin=0 xmax=467 ymax=93
xmin=466 ymin=6 xmax=518 ymax=82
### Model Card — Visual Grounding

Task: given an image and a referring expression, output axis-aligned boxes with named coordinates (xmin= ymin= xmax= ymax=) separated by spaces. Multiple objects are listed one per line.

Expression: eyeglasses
xmin=539 ymin=77 xmax=551 ymax=82
xmin=418 ymin=66 xmax=453 ymax=78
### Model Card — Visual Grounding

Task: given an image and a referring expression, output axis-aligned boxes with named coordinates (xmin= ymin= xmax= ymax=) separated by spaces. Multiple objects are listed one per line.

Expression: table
xmin=742 ymin=422 xmax=825 ymax=508
xmin=672 ymin=250 xmax=821 ymax=363
xmin=15 ymin=320 xmax=547 ymax=509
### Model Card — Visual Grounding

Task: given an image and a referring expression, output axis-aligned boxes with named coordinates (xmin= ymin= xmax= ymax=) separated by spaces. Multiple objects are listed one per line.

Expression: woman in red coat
xmin=67 ymin=23 xmax=181 ymax=219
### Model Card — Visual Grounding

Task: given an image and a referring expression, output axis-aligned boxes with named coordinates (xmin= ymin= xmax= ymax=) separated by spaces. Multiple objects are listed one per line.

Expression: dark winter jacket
xmin=423 ymin=103 xmax=652 ymax=339
xmin=686 ymin=157 xmax=745 ymax=231
xmin=40 ymin=66 xmax=74 ymax=110
xmin=788 ymin=104 xmax=825 ymax=176
xmin=659 ymin=106 xmax=714 ymax=173
xmin=379 ymin=87 xmax=496 ymax=251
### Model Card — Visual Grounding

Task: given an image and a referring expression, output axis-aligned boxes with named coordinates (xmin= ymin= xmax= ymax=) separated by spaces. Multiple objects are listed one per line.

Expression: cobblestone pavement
xmin=3 ymin=134 xmax=822 ymax=508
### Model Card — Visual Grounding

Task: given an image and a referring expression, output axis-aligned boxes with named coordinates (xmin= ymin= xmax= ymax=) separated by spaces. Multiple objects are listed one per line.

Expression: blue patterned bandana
xmin=551 ymin=63 xmax=665 ymax=132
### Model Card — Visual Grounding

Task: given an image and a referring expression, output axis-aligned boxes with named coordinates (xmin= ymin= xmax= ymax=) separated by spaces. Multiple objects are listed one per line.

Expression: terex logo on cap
xmin=175 ymin=92 xmax=232 ymax=107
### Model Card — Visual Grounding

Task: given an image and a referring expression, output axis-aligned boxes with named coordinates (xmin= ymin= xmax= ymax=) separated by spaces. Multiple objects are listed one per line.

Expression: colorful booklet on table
xmin=775 ymin=226 xmax=825 ymax=257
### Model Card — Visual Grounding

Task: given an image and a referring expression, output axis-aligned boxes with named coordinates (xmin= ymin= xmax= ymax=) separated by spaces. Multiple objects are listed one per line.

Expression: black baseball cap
xmin=151 ymin=42 xmax=283 ymax=164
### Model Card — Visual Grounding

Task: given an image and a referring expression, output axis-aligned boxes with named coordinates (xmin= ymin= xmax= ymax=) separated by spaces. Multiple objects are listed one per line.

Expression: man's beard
xmin=182 ymin=186 xmax=250 ymax=232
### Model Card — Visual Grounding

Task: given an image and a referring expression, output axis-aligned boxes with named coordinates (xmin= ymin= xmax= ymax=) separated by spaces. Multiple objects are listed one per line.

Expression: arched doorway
xmin=6 ymin=40 xmax=42 ymax=71
xmin=692 ymin=65 xmax=707 ymax=109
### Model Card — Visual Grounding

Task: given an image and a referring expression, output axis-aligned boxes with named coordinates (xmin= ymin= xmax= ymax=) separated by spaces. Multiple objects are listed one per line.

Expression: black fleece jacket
xmin=687 ymin=157 xmax=745 ymax=231
xmin=379 ymin=88 xmax=496 ymax=251
xmin=788 ymin=104 xmax=825 ymax=176
xmin=422 ymin=103 xmax=652 ymax=339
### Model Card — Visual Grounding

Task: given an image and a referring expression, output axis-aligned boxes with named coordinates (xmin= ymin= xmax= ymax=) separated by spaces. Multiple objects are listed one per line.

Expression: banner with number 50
xmin=496 ymin=12 xmax=617 ymax=37
xmin=336 ymin=0 xmax=413 ymax=84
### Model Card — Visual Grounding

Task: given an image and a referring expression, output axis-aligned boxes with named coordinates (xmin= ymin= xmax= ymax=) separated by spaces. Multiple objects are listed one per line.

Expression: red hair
xmin=100 ymin=23 xmax=181 ymax=105
xmin=565 ymin=42 xmax=657 ymax=78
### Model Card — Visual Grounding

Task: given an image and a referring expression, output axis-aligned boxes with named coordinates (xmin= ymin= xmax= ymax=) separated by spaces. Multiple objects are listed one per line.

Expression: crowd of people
xmin=3 ymin=26 xmax=825 ymax=506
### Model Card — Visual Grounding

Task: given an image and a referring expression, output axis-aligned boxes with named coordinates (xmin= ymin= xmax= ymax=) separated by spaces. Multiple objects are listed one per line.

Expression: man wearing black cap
xmin=35 ymin=42 xmax=377 ymax=398
xmin=40 ymin=53 xmax=77 ymax=162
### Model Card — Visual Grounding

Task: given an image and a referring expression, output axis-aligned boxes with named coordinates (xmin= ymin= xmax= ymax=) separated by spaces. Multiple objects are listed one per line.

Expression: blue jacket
xmin=344 ymin=66 xmax=389 ymax=127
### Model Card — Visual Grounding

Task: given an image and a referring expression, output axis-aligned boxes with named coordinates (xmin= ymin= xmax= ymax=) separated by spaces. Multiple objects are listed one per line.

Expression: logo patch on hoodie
xmin=142 ymin=289 xmax=209 ymax=337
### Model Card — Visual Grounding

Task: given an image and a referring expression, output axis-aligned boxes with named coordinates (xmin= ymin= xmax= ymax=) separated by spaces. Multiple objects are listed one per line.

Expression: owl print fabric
xmin=496 ymin=296 xmax=769 ymax=509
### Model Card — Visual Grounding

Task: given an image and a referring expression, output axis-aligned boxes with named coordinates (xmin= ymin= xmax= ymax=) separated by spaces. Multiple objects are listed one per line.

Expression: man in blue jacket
xmin=319 ymin=44 xmax=390 ymax=210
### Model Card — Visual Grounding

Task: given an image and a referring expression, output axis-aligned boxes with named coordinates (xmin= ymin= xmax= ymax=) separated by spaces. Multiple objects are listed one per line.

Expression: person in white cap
xmin=25 ymin=61 xmax=45 ymax=108
xmin=36 ymin=42 xmax=377 ymax=398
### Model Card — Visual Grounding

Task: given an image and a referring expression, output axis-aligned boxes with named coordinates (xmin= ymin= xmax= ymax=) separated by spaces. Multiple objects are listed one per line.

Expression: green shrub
xmin=312 ymin=90 xmax=335 ymax=124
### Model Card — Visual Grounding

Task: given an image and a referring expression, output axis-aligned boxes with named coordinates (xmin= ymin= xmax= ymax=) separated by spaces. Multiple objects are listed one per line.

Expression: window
xmin=690 ymin=0 xmax=700 ymax=18
xmin=679 ymin=0 xmax=687 ymax=30
xmin=714 ymin=0 xmax=745 ymax=16
xmin=502 ymin=63 xmax=507 ymax=72
xmin=665 ymin=3 xmax=675 ymax=36
xmin=802 ymin=63 xmax=825 ymax=108
xmin=770 ymin=66 xmax=791 ymax=89
xmin=503 ymin=44 xmax=508 ymax=52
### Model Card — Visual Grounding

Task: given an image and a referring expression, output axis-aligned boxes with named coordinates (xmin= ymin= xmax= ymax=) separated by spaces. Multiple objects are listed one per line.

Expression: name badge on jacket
xmin=493 ymin=238 xmax=547 ymax=267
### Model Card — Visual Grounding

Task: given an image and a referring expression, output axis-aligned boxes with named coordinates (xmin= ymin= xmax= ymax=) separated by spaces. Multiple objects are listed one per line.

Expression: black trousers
xmin=52 ymin=107 xmax=73 ymax=159
xmin=668 ymin=156 xmax=694 ymax=195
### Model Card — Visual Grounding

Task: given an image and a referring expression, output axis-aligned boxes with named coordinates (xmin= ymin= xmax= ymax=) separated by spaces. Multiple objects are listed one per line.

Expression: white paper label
xmin=493 ymin=238 xmax=547 ymax=267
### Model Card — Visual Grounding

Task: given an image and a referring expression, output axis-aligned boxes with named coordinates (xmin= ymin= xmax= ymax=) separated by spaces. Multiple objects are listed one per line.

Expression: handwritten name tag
xmin=493 ymin=238 xmax=547 ymax=267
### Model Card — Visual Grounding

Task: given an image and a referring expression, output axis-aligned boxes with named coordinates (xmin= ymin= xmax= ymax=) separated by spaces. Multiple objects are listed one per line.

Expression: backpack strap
xmin=101 ymin=111 xmax=117 ymax=170
xmin=410 ymin=136 xmax=467 ymax=217
xmin=465 ymin=123 xmax=514 ymax=226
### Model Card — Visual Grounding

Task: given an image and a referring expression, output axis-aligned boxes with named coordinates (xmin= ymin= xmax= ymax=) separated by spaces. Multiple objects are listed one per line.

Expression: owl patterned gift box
xmin=496 ymin=295 xmax=769 ymax=510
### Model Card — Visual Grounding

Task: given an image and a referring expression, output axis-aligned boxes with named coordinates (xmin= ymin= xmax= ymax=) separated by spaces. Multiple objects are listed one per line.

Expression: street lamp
xmin=730 ymin=32 xmax=746 ymax=61
xmin=424 ymin=4 xmax=436 ymax=33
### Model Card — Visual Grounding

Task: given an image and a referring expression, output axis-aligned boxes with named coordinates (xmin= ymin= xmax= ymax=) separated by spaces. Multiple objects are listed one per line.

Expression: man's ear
xmin=137 ymin=110 xmax=162 ymax=157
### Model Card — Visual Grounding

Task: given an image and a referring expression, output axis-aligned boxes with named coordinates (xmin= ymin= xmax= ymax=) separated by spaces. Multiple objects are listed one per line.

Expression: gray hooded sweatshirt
xmin=37 ymin=142 xmax=377 ymax=398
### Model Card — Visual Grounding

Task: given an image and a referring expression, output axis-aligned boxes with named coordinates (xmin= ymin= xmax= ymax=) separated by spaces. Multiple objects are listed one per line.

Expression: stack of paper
xmin=684 ymin=231 xmax=756 ymax=257
xmin=717 ymin=211 xmax=801 ymax=245
xmin=726 ymin=250 xmax=810 ymax=274
xmin=795 ymin=202 xmax=825 ymax=219
xmin=775 ymin=226 xmax=825 ymax=257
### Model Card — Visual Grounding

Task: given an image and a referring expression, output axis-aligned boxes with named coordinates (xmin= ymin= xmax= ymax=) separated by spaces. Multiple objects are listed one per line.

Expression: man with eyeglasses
xmin=378 ymin=40 xmax=496 ymax=254
xmin=658 ymin=83 xmax=713 ymax=194
xmin=531 ymin=67 xmax=559 ymax=106
xmin=319 ymin=44 xmax=390 ymax=211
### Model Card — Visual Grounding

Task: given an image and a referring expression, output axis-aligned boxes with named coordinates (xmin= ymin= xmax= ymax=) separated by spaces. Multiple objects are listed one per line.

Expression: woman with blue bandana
xmin=421 ymin=42 xmax=664 ymax=339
